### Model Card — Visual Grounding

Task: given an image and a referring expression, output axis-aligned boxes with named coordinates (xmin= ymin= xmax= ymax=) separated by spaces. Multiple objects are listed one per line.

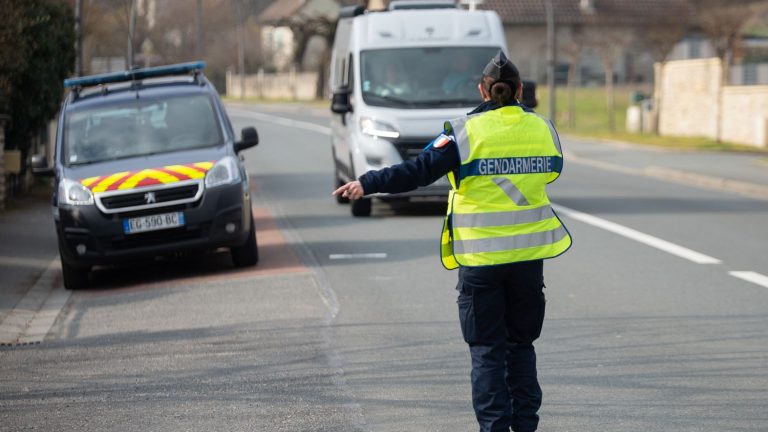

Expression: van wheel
xmin=335 ymin=178 xmax=350 ymax=204
xmin=59 ymin=244 xmax=89 ymax=290
xmin=351 ymin=197 xmax=372 ymax=217
xmin=231 ymin=217 xmax=259 ymax=267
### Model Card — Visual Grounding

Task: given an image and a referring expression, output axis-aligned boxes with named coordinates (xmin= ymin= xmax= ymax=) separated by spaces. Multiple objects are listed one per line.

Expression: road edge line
xmin=553 ymin=204 xmax=722 ymax=265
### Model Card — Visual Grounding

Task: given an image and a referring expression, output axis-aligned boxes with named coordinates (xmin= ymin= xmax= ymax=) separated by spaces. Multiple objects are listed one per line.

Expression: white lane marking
xmin=329 ymin=253 xmax=388 ymax=260
xmin=227 ymin=109 xmax=332 ymax=135
xmin=729 ymin=271 xmax=768 ymax=289
xmin=0 ymin=255 xmax=55 ymax=269
xmin=552 ymin=204 xmax=722 ymax=265
xmin=0 ymin=259 xmax=70 ymax=344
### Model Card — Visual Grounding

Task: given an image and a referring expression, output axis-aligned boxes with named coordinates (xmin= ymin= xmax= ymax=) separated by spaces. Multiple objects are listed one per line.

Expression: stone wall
xmin=656 ymin=58 xmax=721 ymax=140
xmin=656 ymin=58 xmax=768 ymax=148
xmin=226 ymin=69 xmax=319 ymax=101
xmin=721 ymin=85 xmax=768 ymax=148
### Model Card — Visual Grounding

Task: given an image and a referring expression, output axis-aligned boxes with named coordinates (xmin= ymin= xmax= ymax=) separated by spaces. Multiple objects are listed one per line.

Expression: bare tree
xmin=584 ymin=28 xmax=634 ymax=132
xmin=80 ymin=0 xmax=135 ymax=73
xmin=693 ymin=0 xmax=763 ymax=141
xmin=561 ymin=25 xmax=585 ymax=129
xmin=645 ymin=20 xmax=691 ymax=134
xmin=272 ymin=14 xmax=336 ymax=98
xmin=695 ymin=0 xmax=757 ymax=82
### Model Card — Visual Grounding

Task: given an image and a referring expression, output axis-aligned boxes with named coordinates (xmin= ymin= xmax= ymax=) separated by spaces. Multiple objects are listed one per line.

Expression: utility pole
xmin=196 ymin=0 xmax=203 ymax=58
xmin=74 ymin=0 xmax=83 ymax=76
xmin=234 ymin=0 xmax=246 ymax=99
xmin=545 ymin=0 xmax=556 ymax=124
xmin=128 ymin=0 xmax=137 ymax=68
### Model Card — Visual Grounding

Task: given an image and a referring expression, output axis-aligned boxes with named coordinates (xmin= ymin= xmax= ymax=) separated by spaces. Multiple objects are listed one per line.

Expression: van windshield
xmin=64 ymin=94 xmax=222 ymax=166
xmin=360 ymin=47 xmax=500 ymax=109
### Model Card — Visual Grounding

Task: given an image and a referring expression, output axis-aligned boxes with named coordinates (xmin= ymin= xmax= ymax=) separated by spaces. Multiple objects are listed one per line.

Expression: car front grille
xmin=392 ymin=138 xmax=432 ymax=161
xmin=104 ymin=225 xmax=208 ymax=251
xmin=94 ymin=179 xmax=203 ymax=214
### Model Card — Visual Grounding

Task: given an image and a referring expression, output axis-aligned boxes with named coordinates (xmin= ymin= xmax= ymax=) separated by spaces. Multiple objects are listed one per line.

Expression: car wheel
xmin=59 ymin=243 xmax=89 ymax=290
xmin=351 ymin=197 xmax=372 ymax=217
xmin=231 ymin=217 xmax=259 ymax=267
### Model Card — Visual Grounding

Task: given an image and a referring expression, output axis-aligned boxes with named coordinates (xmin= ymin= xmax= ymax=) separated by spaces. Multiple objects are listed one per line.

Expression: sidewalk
xmin=563 ymin=135 xmax=768 ymax=200
xmin=0 ymin=182 xmax=59 ymax=324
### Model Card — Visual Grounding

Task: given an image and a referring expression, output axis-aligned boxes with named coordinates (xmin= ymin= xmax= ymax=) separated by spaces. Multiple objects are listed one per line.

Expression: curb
xmin=566 ymin=152 xmax=768 ymax=201
xmin=643 ymin=166 xmax=768 ymax=201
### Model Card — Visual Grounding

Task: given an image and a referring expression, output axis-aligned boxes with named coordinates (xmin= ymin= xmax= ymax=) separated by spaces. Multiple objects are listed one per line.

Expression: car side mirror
xmin=521 ymin=80 xmax=538 ymax=109
xmin=331 ymin=87 xmax=352 ymax=114
xmin=30 ymin=154 xmax=54 ymax=177
xmin=234 ymin=127 xmax=258 ymax=153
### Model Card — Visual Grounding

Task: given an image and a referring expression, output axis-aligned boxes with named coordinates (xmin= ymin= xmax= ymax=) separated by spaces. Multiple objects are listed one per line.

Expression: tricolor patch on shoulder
xmin=432 ymin=134 xmax=452 ymax=149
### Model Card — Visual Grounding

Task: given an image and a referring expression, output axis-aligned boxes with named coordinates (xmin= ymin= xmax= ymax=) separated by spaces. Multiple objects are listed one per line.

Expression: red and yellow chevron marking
xmin=80 ymin=161 xmax=214 ymax=193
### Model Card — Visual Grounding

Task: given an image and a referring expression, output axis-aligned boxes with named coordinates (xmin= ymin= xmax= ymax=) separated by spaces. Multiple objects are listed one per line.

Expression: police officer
xmin=333 ymin=51 xmax=571 ymax=432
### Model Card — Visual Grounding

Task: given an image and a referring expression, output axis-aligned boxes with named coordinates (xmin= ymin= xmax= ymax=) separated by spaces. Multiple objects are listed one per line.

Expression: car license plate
xmin=123 ymin=212 xmax=184 ymax=234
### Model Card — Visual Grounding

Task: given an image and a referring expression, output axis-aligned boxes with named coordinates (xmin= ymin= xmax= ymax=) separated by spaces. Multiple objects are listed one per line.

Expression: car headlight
xmin=205 ymin=156 xmax=241 ymax=188
xmin=360 ymin=117 xmax=400 ymax=139
xmin=59 ymin=178 xmax=94 ymax=206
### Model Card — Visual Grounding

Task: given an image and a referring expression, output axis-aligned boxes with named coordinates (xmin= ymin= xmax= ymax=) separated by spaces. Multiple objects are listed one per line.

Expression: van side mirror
xmin=31 ymin=154 xmax=54 ymax=177
xmin=521 ymin=80 xmax=538 ymax=109
xmin=234 ymin=127 xmax=258 ymax=153
xmin=331 ymin=87 xmax=352 ymax=114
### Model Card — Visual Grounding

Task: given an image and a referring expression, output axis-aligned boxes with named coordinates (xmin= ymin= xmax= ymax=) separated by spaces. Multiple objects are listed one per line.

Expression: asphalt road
xmin=1 ymin=102 xmax=767 ymax=432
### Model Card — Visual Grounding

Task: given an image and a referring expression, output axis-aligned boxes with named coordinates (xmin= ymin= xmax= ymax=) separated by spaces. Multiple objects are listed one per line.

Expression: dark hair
xmin=481 ymin=76 xmax=520 ymax=106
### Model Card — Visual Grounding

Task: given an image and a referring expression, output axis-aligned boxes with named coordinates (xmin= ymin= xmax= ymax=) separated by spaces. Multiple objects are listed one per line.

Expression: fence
xmin=226 ymin=68 xmax=320 ymax=101
xmin=655 ymin=58 xmax=768 ymax=148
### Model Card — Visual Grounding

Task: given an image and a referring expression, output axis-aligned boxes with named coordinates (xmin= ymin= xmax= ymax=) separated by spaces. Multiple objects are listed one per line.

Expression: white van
xmin=329 ymin=1 xmax=523 ymax=216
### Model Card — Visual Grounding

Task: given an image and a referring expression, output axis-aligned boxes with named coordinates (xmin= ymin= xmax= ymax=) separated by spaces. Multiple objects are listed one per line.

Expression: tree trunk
xmin=566 ymin=53 xmax=580 ymax=129
xmin=315 ymin=42 xmax=331 ymax=99
xmin=604 ymin=59 xmax=615 ymax=132
xmin=653 ymin=62 xmax=664 ymax=135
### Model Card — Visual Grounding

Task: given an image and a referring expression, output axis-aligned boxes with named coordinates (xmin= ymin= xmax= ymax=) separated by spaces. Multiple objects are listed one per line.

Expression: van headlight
xmin=360 ymin=117 xmax=400 ymax=139
xmin=59 ymin=178 xmax=94 ymax=206
xmin=205 ymin=156 xmax=241 ymax=188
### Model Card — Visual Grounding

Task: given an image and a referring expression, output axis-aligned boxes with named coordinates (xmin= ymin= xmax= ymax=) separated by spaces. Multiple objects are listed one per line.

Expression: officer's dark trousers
xmin=457 ymin=260 xmax=546 ymax=432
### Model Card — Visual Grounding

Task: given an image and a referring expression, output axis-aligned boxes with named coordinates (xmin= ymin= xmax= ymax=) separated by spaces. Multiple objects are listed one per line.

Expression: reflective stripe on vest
xmin=440 ymin=105 xmax=571 ymax=269
xmin=452 ymin=204 xmax=555 ymax=228
xmin=453 ymin=225 xmax=569 ymax=255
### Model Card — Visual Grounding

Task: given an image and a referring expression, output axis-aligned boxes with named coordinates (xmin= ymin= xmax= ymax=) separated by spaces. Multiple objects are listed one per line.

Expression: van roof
xmin=349 ymin=8 xmax=505 ymax=50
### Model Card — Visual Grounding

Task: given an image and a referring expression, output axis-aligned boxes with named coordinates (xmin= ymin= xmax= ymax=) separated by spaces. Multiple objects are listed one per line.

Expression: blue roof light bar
xmin=64 ymin=61 xmax=206 ymax=88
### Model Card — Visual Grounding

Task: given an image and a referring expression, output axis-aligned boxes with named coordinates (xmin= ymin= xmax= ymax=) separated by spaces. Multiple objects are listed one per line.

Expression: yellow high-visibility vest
xmin=440 ymin=105 xmax=572 ymax=269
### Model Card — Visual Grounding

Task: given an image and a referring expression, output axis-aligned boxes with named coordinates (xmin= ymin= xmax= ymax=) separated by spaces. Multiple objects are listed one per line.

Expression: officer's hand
xmin=332 ymin=181 xmax=365 ymax=200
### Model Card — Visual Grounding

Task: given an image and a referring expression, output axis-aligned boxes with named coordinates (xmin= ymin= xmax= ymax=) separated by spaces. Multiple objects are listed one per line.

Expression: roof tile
xmin=481 ymin=0 xmax=693 ymax=26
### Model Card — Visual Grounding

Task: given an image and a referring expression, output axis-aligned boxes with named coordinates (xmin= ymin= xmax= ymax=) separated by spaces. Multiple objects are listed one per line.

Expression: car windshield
xmin=64 ymin=94 xmax=222 ymax=165
xmin=360 ymin=46 xmax=500 ymax=109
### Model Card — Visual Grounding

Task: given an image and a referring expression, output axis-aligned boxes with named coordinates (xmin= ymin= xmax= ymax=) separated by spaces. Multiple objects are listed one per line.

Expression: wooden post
xmin=0 ymin=115 xmax=8 ymax=211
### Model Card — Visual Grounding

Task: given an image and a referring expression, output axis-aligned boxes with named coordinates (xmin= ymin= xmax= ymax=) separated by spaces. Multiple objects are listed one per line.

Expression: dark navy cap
xmin=482 ymin=50 xmax=520 ymax=81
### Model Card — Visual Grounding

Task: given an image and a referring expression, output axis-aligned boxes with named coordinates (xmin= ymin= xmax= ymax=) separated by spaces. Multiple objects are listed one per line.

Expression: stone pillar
xmin=0 ymin=115 xmax=8 ymax=211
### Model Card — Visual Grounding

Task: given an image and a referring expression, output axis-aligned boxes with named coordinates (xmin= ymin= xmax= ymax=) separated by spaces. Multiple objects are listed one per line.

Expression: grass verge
xmin=223 ymin=87 xmax=767 ymax=153
xmin=535 ymin=86 xmax=768 ymax=153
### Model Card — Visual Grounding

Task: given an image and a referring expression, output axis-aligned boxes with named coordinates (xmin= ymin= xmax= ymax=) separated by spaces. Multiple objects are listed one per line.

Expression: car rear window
xmin=64 ymin=94 xmax=222 ymax=165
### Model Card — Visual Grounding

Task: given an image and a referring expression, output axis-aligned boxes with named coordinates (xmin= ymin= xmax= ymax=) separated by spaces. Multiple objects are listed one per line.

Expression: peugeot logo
xmin=144 ymin=191 xmax=157 ymax=204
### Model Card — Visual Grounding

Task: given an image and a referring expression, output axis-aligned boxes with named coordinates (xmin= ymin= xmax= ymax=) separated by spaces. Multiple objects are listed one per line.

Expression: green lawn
xmin=535 ymin=85 xmax=768 ymax=153
xmin=225 ymin=87 xmax=766 ymax=153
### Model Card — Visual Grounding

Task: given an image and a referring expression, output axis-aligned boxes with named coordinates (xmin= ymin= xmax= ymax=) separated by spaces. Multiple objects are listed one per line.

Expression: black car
xmin=32 ymin=61 xmax=260 ymax=289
